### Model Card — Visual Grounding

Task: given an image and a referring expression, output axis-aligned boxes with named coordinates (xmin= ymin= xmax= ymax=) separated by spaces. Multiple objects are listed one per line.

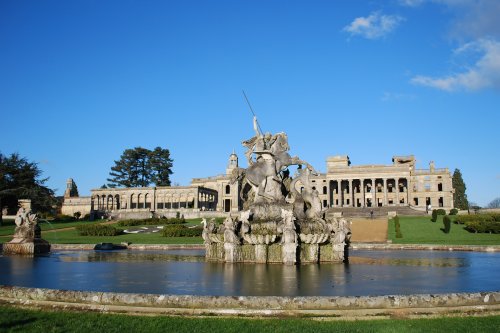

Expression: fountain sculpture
xmin=3 ymin=207 xmax=51 ymax=255
xmin=203 ymin=117 xmax=351 ymax=264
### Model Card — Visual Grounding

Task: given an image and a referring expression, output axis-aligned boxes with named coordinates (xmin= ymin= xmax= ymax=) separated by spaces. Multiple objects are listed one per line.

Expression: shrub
xmin=431 ymin=210 xmax=438 ymax=222
xmin=449 ymin=208 xmax=459 ymax=215
xmin=117 ymin=218 xmax=170 ymax=227
xmin=162 ymin=225 xmax=202 ymax=237
xmin=117 ymin=217 xmax=187 ymax=227
xmin=464 ymin=220 xmax=500 ymax=234
xmin=443 ymin=215 xmax=451 ymax=234
xmin=394 ymin=216 xmax=403 ymax=238
xmin=167 ymin=217 xmax=185 ymax=224
xmin=435 ymin=209 xmax=446 ymax=215
xmin=82 ymin=214 xmax=91 ymax=220
xmin=73 ymin=212 xmax=81 ymax=219
xmin=455 ymin=213 xmax=500 ymax=225
xmin=76 ymin=224 xmax=122 ymax=236
xmin=54 ymin=214 xmax=76 ymax=222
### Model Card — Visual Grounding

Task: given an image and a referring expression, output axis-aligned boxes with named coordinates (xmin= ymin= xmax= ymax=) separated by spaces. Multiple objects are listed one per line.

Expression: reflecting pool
xmin=0 ymin=249 xmax=499 ymax=296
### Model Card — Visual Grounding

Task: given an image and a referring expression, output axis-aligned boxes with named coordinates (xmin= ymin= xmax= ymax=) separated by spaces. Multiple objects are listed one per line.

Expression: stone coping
xmin=46 ymin=243 xmax=500 ymax=252
xmin=0 ymin=286 xmax=498 ymax=318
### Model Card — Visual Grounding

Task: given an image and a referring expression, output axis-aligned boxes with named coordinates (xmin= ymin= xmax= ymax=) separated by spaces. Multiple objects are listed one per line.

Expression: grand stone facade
xmin=61 ymin=152 xmax=453 ymax=219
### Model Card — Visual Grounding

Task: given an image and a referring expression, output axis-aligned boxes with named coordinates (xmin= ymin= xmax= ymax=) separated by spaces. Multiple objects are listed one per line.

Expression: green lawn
xmin=388 ymin=215 xmax=500 ymax=245
xmin=0 ymin=227 xmax=203 ymax=245
xmin=0 ymin=305 xmax=499 ymax=333
xmin=0 ymin=219 xmax=102 ymax=236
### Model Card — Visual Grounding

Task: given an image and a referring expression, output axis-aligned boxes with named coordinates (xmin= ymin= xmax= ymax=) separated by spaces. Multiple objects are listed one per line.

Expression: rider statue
xmin=236 ymin=116 xmax=316 ymax=205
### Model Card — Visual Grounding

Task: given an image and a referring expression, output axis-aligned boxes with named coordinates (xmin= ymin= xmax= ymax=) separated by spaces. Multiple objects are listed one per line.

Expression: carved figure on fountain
xmin=3 ymin=207 xmax=50 ymax=255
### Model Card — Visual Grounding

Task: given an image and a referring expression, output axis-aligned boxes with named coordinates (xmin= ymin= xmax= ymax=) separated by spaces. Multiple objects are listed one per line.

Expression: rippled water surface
xmin=0 ymin=249 xmax=498 ymax=296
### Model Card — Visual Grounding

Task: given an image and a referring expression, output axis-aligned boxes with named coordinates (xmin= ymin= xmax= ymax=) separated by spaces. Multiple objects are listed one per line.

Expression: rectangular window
xmin=157 ymin=203 xmax=164 ymax=209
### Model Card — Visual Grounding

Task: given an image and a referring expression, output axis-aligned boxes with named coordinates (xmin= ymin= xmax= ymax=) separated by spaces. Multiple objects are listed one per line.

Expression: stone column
xmin=361 ymin=179 xmax=365 ymax=207
xmin=396 ymin=178 xmax=400 ymax=206
xmin=348 ymin=179 xmax=353 ymax=207
xmin=338 ymin=180 xmax=343 ymax=207
xmin=406 ymin=178 xmax=410 ymax=205
xmin=383 ymin=178 xmax=388 ymax=206
xmin=371 ymin=178 xmax=376 ymax=207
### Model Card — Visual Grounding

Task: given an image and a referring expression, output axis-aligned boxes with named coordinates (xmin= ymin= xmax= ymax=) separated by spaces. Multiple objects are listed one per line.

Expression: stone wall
xmin=61 ymin=197 xmax=91 ymax=217
xmin=0 ymin=286 xmax=498 ymax=318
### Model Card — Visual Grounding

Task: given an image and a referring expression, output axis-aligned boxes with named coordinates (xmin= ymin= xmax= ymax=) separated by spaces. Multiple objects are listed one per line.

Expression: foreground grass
xmin=0 ymin=306 xmax=499 ymax=333
xmin=388 ymin=216 xmax=500 ymax=245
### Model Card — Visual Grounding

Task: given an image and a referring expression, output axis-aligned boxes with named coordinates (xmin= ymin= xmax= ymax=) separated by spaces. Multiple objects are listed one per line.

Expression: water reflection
xmin=0 ymin=249 xmax=498 ymax=297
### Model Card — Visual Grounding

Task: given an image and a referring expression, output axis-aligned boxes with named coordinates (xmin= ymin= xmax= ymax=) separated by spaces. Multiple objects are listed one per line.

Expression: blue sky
xmin=0 ymin=0 xmax=499 ymax=206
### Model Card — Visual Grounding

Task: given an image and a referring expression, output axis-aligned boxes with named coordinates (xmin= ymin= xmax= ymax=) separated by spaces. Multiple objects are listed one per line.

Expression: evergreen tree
xmin=452 ymin=168 xmax=468 ymax=210
xmin=107 ymin=147 xmax=173 ymax=188
xmin=0 ymin=152 xmax=56 ymax=224
xmin=148 ymin=147 xmax=173 ymax=186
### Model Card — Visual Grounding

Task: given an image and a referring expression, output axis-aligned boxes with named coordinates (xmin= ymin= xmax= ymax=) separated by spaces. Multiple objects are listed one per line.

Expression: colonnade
xmin=91 ymin=187 xmax=218 ymax=212
xmin=328 ymin=178 xmax=410 ymax=208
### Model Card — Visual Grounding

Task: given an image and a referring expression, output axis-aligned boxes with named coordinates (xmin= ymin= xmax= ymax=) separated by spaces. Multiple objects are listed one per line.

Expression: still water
xmin=0 ymin=249 xmax=498 ymax=296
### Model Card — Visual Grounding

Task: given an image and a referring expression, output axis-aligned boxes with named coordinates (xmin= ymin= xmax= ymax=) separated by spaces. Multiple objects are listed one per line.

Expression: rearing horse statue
xmin=232 ymin=132 xmax=316 ymax=203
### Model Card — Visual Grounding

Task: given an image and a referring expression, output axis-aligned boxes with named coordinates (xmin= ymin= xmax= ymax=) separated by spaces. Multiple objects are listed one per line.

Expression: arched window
xmin=225 ymin=185 xmax=231 ymax=195
xmin=323 ymin=186 xmax=327 ymax=195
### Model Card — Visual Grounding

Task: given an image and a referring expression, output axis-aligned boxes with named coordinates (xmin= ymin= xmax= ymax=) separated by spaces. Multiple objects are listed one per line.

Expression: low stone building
xmin=61 ymin=152 xmax=454 ymax=219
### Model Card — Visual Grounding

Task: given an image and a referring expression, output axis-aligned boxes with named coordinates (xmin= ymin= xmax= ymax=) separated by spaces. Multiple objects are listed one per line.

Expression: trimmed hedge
xmin=453 ymin=213 xmax=500 ymax=234
xmin=76 ymin=224 xmax=122 ymax=236
xmin=455 ymin=213 xmax=500 ymax=225
xmin=162 ymin=225 xmax=202 ymax=237
xmin=449 ymin=208 xmax=459 ymax=215
xmin=117 ymin=217 xmax=185 ymax=227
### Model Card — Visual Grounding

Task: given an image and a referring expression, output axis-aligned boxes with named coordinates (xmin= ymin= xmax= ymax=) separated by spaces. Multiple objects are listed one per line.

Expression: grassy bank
xmin=0 ymin=305 xmax=499 ymax=333
xmin=388 ymin=215 xmax=500 ymax=245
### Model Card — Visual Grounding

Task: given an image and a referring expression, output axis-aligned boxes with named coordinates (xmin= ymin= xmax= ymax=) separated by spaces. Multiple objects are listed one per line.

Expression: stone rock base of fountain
xmin=206 ymin=242 xmax=346 ymax=263
xmin=2 ymin=239 xmax=51 ymax=255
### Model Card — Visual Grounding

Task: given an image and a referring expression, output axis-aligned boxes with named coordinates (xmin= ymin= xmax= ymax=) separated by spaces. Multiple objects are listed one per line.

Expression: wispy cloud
xmin=343 ymin=12 xmax=404 ymax=40
xmin=381 ymin=92 xmax=416 ymax=102
xmin=411 ymin=39 xmax=500 ymax=91
xmin=398 ymin=0 xmax=425 ymax=7
xmin=399 ymin=0 xmax=500 ymax=40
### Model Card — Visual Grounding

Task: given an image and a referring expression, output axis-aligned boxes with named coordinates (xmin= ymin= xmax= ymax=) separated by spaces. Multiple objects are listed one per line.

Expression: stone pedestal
xmin=332 ymin=243 xmax=345 ymax=262
xmin=224 ymin=243 xmax=242 ymax=262
xmin=254 ymin=244 xmax=267 ymax=263
xmin=282 ymin=243 xmax=297 ymax=265
xmin=3 ymin=239 xmax=51 ymax=255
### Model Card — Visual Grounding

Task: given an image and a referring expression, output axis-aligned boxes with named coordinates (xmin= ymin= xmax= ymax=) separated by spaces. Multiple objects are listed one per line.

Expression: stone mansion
xmin=62 ymin=152 xmax=454 ymax=219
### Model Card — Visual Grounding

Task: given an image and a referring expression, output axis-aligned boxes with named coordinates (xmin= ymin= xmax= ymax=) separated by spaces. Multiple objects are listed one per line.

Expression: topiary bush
xmin=162 ymin=225 xmax=202 ymax=237
xmin=449 ymin=208 xmax=459 ymax=215
xmin=76 ymin=224 xmax=122 ymax=236
xmin=431 ymin=209 xmax=438 ymax=222
xmin=443 ymin=215 xmax=451 ymax=234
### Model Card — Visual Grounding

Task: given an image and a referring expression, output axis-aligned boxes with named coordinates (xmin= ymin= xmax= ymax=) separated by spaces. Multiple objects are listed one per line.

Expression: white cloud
xmin=411 ymin=39 xmax=500 ymax=91
xmin=343 ymin=12 xmax=404 ymax=40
